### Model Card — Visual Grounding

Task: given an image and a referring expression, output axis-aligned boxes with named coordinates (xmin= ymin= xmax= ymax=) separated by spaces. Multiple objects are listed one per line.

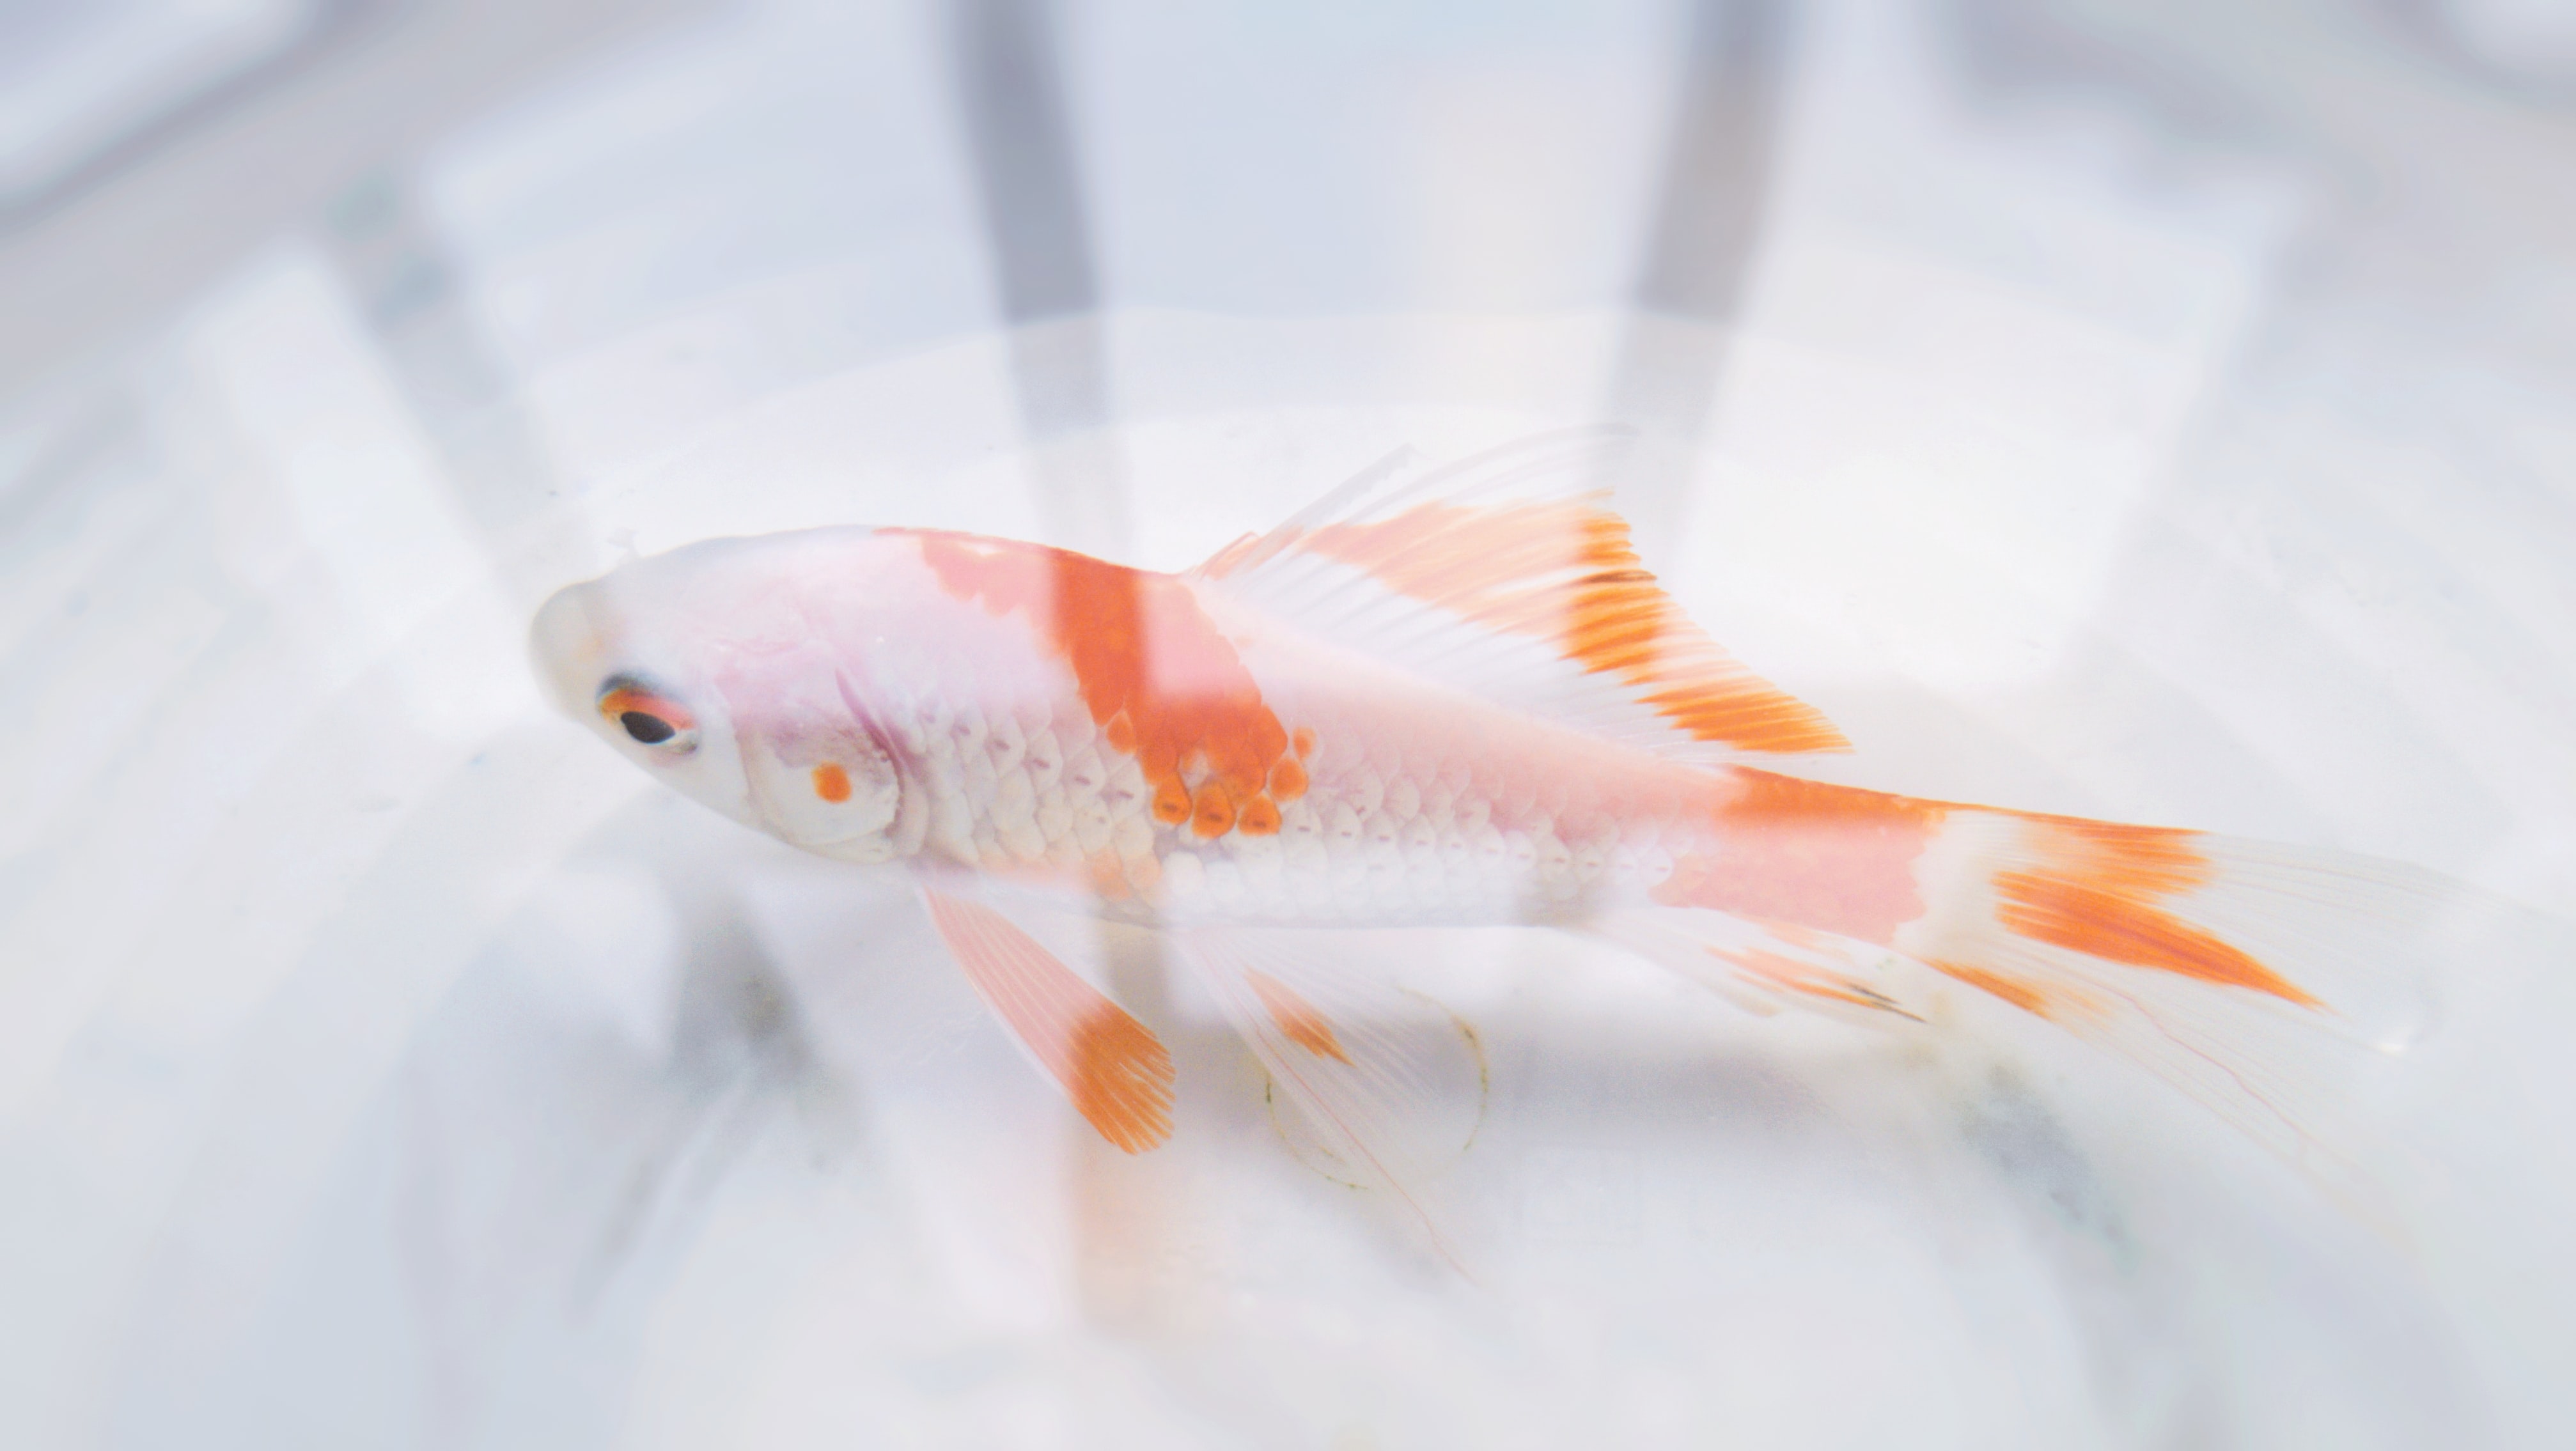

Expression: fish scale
xmin=893 ymin=669 xmax=1701 ymax=924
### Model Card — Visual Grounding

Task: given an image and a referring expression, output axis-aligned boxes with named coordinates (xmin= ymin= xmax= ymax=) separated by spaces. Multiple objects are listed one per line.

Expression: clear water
xmin=4 ymin=1 xmax=2573 ymax=1446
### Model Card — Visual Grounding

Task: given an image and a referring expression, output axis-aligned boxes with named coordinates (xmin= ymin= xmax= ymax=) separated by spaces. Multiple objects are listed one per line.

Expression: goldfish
xmin=530 ymin=429 xmax=2441 ymax=1252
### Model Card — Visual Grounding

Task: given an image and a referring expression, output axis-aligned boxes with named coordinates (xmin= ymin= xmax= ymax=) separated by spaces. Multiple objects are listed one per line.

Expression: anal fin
xmin=1171 ymin=927 xmax=1488 ymax=1273
xmin=1590 ymin=907 xmax=1942 ymax=1032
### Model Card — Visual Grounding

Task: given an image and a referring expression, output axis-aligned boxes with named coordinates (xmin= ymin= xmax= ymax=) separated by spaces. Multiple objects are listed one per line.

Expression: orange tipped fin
xmin=1590 ymin=909 xmax=1946 ymax=1032
xmin=1191 ymin=429 xmax=1848 ymax=764
xmin=1245 ymin=968 xmax=1354 ymax=1063
xmin=1879 ymin=805 xmax=2469 ymax=1181
xmin=1654 ymin=768 xmax=1948 ymax=946
xmin=1175 ymin=928 xmax=1488 ymax=1274
xmin=920 ymin=886 xmax=1175 ymax=1153
xmin=1987 ymin=819 xmax=2321 ymax=1006
xmin=1935 ymin=811 xmax=2412 ymax=1026
xmin=1927 ymin=960 xmax=2074 ymax=1020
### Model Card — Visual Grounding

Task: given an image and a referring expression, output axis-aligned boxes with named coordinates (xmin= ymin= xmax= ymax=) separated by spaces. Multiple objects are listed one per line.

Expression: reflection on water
xmin=3 ymin=1 xmax=2573 ymax=1447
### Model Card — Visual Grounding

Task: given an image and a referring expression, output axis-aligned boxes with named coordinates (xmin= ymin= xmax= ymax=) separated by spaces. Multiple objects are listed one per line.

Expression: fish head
xmin=529 ymin=531 xmax=912 ymax=864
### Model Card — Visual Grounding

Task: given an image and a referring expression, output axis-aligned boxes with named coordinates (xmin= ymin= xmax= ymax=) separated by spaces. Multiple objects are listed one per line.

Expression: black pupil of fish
xmin=620 ymin=710 xmax=677 ymax=745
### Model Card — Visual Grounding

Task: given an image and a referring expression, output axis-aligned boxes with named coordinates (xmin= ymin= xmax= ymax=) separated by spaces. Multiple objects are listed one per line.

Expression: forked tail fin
xmin=1896 ymin=808 xmax=2449 ymax=1170
xmin=1628 ymin=768 xmax=2465 ymax=1182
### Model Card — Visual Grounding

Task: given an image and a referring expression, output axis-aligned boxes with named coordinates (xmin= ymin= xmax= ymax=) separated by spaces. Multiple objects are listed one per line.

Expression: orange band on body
xmin=901 ymin=530 xmax=1304 ymax=846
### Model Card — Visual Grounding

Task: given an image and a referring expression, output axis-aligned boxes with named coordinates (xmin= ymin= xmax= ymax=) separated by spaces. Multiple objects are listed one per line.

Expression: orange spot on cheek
xmin=811 ymin=763 xmax=852 ymax=802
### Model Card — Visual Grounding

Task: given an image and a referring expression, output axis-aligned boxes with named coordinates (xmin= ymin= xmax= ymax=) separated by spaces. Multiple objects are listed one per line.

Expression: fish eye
xmin=596 ymin=677 xmax=699 ymax=756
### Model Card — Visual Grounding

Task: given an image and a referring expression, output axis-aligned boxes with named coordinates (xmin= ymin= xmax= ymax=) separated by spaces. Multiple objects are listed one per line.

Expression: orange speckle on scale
xmin=1191 ymin=784 xmax=1237 ymax=838
xmin=1152 ymin=779 xmax=1194 ymax=825
xmin=1087 ymin=852 xmax=1136 ymax=900
xmin=811 ymin=763 xmax=852 ymax=803
xmin=1236 ymin=795 xmax=1281 ymax=836
xmin=1267 ymin=756 xmax=1308 ymax=802
xmin=1219 ymin=758 xmax=1267 ymax=799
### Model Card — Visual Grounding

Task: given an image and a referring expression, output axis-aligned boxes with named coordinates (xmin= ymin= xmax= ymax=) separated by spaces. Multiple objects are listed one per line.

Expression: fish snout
xmin=528 ymin=580 xmax=613 ymax=720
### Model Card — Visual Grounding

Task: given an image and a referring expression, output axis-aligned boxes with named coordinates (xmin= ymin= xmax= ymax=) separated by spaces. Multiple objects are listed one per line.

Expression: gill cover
xmin=735 ymin=659 xmax=905 ymax=862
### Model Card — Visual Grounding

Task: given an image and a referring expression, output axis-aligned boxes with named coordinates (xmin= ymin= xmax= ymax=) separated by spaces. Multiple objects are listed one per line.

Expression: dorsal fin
xmin=1192 ymin=428 xmax=1850 ymax=761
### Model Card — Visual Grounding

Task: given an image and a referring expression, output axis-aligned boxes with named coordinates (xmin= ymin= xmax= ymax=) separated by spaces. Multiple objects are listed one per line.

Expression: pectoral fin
xmin=919 ymin=885 xmax=1175 ymax=1152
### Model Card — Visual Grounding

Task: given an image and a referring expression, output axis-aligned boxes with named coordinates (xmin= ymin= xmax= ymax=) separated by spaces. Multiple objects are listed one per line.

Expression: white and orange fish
xmin=531 ymin=430 xmax=2440 ymax=1250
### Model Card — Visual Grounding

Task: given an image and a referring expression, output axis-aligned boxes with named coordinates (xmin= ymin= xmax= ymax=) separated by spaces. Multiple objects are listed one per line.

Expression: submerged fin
xmin=1170 ymin=926 xmax=1488 ymax=1273
xmin=1631 ymin=768 xmax=2463 ymax=1185
xmin=1905 ymin=808 xmax=2442 ymax=1052
xmin=1588 ymin=908 xmax=1942 ymax=1032
xmin=919 ymin=885 xmax=1175 ymax=1152
xmin=1191 ymin=428 xmax=1849 ymax=762
xmin=1895 ymin=811 xmax=2453 ymax=1174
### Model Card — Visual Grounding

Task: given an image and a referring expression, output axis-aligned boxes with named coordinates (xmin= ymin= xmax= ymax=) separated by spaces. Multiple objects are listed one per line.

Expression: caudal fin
xmin=1636 ymin=768 xmax=2468 ymax=1181
xmin=1898 ymin=807 xmax=2451 ymax=1168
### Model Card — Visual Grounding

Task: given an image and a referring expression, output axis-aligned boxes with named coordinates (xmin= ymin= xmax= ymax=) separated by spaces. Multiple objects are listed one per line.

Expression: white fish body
xmin=531 ymin=430 xmax=2446 ymax=1255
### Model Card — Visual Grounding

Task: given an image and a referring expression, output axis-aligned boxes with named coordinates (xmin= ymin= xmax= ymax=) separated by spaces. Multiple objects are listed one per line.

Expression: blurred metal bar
xmin=1631 ymin=0 xmax=1786 ymax=330
xmin=1606 ymin=0 xmax=1788 ymax=561
xmin=0 ymin=0 xmax=377 ymax=226
xmin=945 ymin=0 xmax=1130 ymax=556
xmin=946 ymin=0 xmax=1099 ymax=327
xmin=0 ymin=0 xmax=708 ymax=404
xmin=946 ymin=0 xmax=1178 ymax=1313
xmin=1941 ymin=0 xmax=2263 ymax=143
xmin=317 ymin=166 xmax=572 ymax=602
